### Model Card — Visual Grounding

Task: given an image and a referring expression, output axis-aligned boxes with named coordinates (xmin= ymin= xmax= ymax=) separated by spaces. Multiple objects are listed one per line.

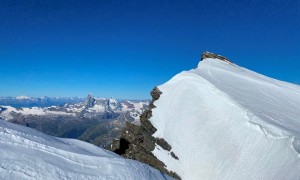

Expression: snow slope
xmin=0 ymin=120 xmax=172 ymax=180
xmin=150 ymin=57 xmax=300 ymax=180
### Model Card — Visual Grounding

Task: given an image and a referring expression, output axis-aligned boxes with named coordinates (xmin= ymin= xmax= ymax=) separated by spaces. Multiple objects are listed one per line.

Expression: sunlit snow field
xmin=150 ymin=58 xmax=300 ymax=180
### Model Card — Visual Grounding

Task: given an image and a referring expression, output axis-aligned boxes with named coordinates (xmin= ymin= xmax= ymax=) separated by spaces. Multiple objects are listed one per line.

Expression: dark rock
xmin=171 ymin=151 xmax=179 ymax=160
xmin=0 ymin=106 xmax=7 ymax=113
xmin=156 ymin=138 xmax=172 ymax=151
xmin=170 ymin=171 xmax=182 ymax=180
xmin=201 ymin=51 xmax=232 ymax=63
xmin=108 ymin=87 xmax=181 ymax=179
xmin=110 ymin=139 xmax=120 ymax=151
xmin=150 ymin=87 xmax=162 ymax=100
xmin=84 ymin=94 xmax=96 ymax=109
xmin=113 ymin=138 xmax=130 ymax=155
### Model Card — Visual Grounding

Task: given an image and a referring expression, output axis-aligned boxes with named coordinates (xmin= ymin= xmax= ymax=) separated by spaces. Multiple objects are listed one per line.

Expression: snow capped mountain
xmin=0 ymin=95 xmax=149 ymax=147
xmin=0 ymin=120 xmax=172 ymax=179
xmin=84 ymin=94 xmax=96 ymax=109
xmin=111 ymin=52 xmax=300 ymax=180
xmin=4 ymin=51 xmax=299 ymax=179
xmin=15 ymin=95 xmax=31 ymax=100
xmin=80 ymin=96 xmax=124 ymax=112
xmin=0 ymin=106 xmax=76 ymax=121
xmin=0 ymin=96 xmax=84 ymax=108
xmin=150 ymin=52 xmax=300 ymax=179
xmin=0 ymin=95 xmax=148 ymax=121
xmin=64 ymin=95 xmax=148 ymax=118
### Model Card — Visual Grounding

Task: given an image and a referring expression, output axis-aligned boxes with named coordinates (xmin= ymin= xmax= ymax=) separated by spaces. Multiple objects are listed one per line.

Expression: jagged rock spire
xmin=84 ymin=94 xmax=96 ymax=109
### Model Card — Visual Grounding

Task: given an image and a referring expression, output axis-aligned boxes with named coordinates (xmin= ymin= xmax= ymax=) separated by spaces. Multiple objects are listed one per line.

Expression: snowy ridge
xmin=0 ymin=120 xmax=172 ymax=180
xmin=149 ymin=57 xmax=300 ymax=179
xmin=194 ymin=58 xmax=300 ymax=138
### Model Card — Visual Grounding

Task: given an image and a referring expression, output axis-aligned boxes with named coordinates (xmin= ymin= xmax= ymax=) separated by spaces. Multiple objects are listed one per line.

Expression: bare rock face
xmin=156 ymin=138 xmax=172 ymax=151
xmin=109 ymin=87 xmax=181 ymax=179
xmin=201 ymin=51 xmax=233 ymax=63
xmin=84 ymin=94 xmax=96 ymax=109
xmin=150 ymin=87 xmax=162 ymax=100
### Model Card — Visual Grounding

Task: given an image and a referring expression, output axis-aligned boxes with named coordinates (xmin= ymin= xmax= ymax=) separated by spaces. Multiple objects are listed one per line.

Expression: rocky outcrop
xmin=201 ymin=51 xmax=233 ymax=63
xmin=109 ymin=87 xmax=181 ymax=179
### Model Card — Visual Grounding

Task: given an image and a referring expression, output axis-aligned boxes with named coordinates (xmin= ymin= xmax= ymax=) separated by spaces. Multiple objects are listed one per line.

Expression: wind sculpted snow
xmin=0 ymin=120 xmax=173 ymax=180
xmin=149 ymin=58 xmax=300 ymax=180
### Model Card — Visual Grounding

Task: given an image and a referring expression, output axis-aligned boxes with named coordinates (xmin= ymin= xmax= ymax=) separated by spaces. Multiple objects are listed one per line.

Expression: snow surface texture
xmin=0 ymin=120 xmax=172 ymax=180
xmin=150 ymin=58 xmax=300 ymax=180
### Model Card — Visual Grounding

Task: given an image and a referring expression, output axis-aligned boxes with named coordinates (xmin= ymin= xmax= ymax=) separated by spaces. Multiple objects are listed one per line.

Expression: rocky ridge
xmin=109 ymin=52 xmax=234 ymax=179
xmin=201 ymin=51 xmax=232 ymax=63
xmin=109 ymin=87 xmax=181 ymax=179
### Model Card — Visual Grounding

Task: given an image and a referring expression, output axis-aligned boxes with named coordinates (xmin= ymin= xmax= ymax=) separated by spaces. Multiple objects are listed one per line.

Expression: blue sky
xmin=0 ymin=0 xmax=300 ymax=99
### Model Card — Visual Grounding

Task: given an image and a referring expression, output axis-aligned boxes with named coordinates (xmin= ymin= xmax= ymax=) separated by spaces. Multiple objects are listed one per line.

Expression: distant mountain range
xmin=0 ymin=96 xmax=84 ymax=108
xmin=0 ymin=95 xmax=149 ymax=147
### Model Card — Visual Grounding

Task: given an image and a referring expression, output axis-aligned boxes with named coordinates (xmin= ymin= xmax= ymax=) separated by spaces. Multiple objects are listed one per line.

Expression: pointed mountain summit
xmin=84 ymin=94 xmax=96 ymax=109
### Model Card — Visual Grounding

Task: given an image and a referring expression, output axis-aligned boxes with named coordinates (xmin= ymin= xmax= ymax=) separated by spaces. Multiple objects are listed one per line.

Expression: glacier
xmin=0 ymin=120 xmax=172 ymax=180
xmin=150 ymin=56 xmax=300 ymax=179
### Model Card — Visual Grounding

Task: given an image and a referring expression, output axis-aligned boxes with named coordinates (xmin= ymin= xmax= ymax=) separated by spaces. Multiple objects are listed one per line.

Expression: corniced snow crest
xmin=149 ymin=53 xmax=300 ymax=180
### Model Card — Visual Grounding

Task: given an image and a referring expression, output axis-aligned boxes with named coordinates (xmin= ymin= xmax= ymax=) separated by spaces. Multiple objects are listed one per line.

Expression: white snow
xmin=15 ymin=96 xmax=31 ymax=100
xmin=125 ymin=101 xmax=148 ymax=123
xmin=109 ymin=97 xmax=118 ymax=104
xmin=66 ymin=105 xmax=85 ymax=113
xmin=0 ymin=99 xmax=149 ymax=121
xmin=89 ymin=104 xmax=105 ymax=112
xmin=18 ymin=107 xmax=47 ymax=115
xmin=0 ymin=106 xmax=75 ymax=120
xmin=122 ymin=104 xmax=129 ymax=111
xmin=130 ymin=112 xmax=140 ymax=121
xmin=150 ymin=57 xmax=300 ymax=180
xmin=132 ymin=101 xmax=146 ymax=113
xmin=0 ymin=106 xmax=15 ymax=120
xmin=0 ymin=120 xmax=172 ymax=180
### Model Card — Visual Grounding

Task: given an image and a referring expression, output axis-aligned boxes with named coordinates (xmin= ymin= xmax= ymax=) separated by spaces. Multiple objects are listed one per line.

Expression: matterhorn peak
xmin=84 ymin=93 xmax=96 ymax=109
xmin=201 ymin=51 xmax=233 ymax=63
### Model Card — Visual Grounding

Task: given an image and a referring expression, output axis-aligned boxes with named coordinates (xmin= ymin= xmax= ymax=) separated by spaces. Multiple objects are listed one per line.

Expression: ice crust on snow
xmin=0 ymin=120 xmax=172 ymax=180
xmin=150 ymin=57 xmax=300 ymax=180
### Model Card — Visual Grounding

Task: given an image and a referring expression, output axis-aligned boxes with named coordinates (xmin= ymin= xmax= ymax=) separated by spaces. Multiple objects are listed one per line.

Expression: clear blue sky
xmin=1 ymin=0 xmax=299 ymax=99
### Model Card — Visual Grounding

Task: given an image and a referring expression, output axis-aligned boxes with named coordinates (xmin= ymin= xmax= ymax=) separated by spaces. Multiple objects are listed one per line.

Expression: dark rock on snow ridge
xmin=109 ymin=87 xmax=181 ymax=179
